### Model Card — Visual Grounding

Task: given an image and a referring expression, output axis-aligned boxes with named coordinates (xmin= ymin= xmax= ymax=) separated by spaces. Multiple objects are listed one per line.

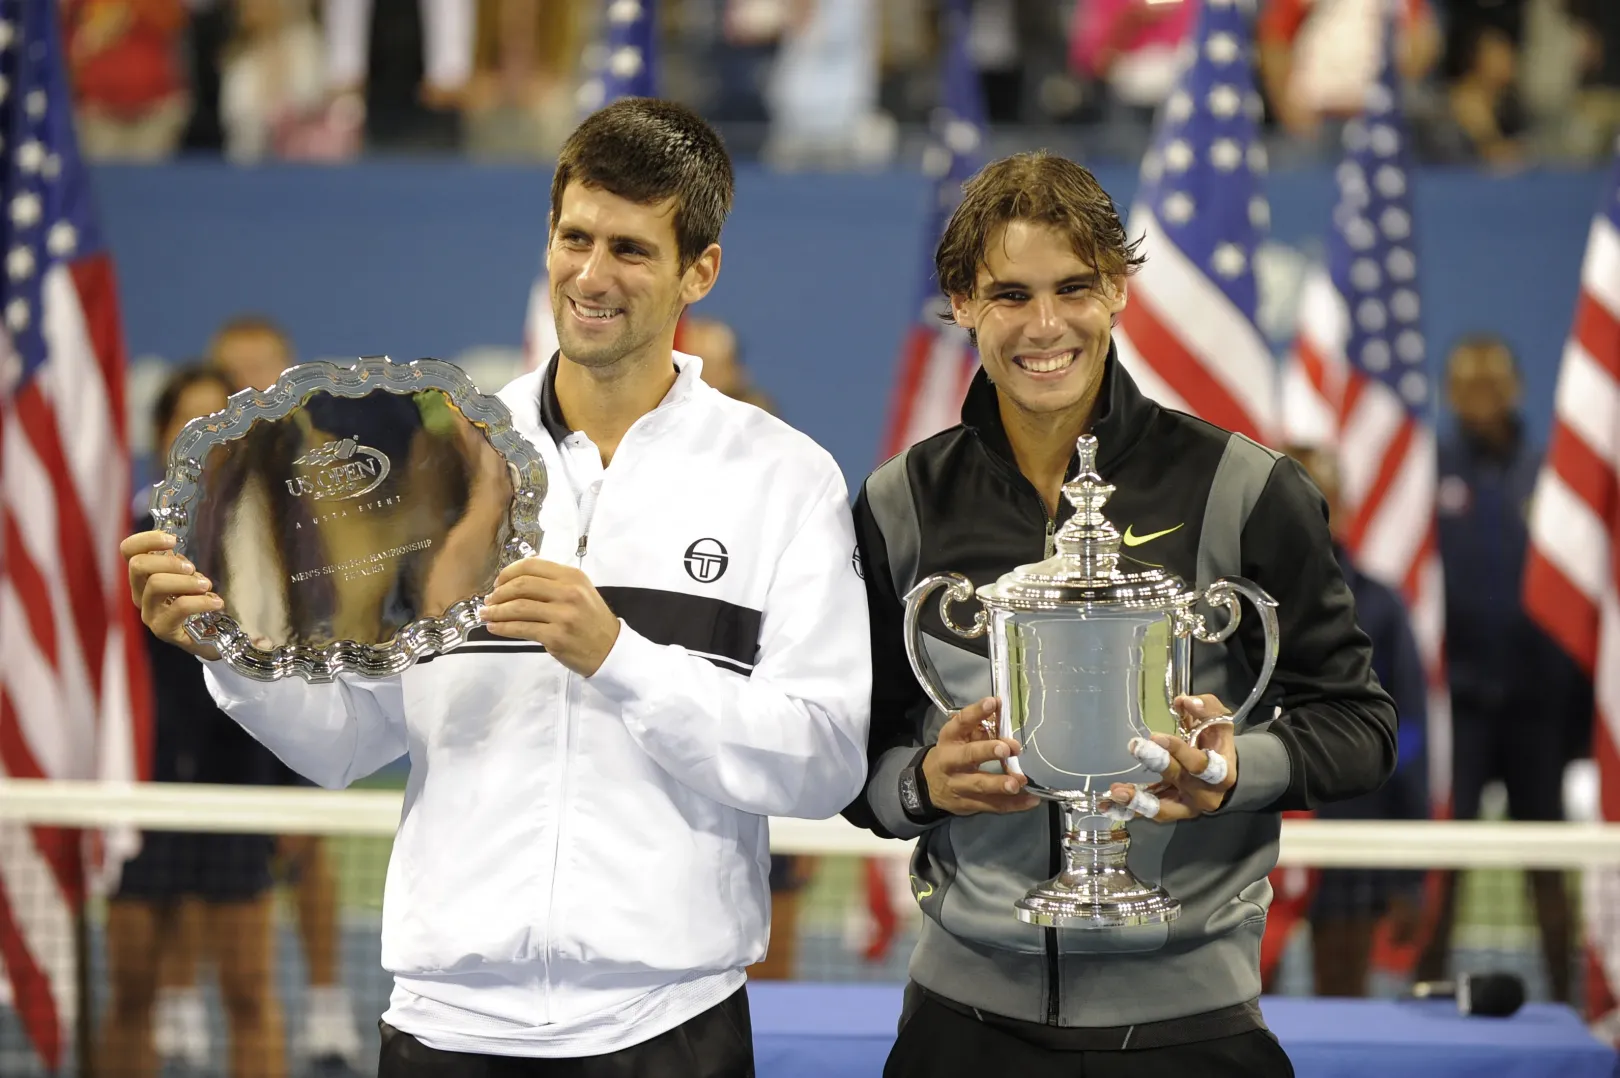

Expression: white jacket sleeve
xmin=201 ymin=660 xmax=408 ymax=790
xmin=586 ymin=466 xmax=871 ymax=819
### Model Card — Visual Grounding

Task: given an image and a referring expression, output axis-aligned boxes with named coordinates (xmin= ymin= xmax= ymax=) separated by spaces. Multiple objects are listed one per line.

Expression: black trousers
xmin=884 ymin=989 xmax=1296 ymax=1078
xmin=378 ymin=987 xmax=753 ymax=1078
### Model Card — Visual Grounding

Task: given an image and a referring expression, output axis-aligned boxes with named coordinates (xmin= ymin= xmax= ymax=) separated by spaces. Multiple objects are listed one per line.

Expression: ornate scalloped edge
xmin=150 ymin=356 xmax=547 ymax=684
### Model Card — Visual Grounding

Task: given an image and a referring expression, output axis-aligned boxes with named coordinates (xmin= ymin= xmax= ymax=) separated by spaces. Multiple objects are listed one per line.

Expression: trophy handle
xmin=902 ymin=572 xmax=987 ymax=717
xmin=1186 ymin=577 xmax=1280 ymax=745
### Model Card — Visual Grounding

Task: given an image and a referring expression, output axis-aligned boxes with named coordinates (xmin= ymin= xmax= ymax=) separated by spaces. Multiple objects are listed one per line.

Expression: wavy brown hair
xmin=935 ymin=152 xmax=1145 ymax=311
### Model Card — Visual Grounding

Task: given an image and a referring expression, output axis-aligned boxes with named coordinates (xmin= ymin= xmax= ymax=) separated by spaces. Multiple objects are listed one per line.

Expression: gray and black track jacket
xmin=843 ymin=348 xmax=1397 ymax=1031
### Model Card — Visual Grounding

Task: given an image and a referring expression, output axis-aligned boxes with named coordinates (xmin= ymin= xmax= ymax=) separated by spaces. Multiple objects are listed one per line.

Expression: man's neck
xmin=999 ymin=383 xmax=1103 ymax=518
xmin=1461 ymin=414 xmax=1519 ymax=460
xmin=554 ymin=346 xmax=678 ymax=466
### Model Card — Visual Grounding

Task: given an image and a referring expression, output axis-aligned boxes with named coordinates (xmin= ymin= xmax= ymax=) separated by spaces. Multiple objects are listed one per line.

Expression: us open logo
xmin=684 ymin=538 xmax=729 ymax=583
xmin=286 ymin=436 xmax=391 ymax=501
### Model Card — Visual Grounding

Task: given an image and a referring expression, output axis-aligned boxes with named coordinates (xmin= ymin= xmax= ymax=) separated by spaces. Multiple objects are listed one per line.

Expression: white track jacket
xmin=201 ymin=353 xmax=871 ymax=1055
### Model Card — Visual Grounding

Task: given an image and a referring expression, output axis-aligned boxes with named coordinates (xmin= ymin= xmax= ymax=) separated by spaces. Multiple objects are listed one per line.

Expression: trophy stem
xmin=1014 ymin=801 xmax=1182 ymax=929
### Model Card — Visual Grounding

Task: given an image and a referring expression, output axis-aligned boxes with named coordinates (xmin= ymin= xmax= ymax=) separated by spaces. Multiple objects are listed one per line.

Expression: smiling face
xmin=1446 ymin=338 xmax=1520 ymax=437
xmin=547 ymin=180 xmax=720 ymax=373
xmin=948 ymin=220 xmax=1126 ymax=420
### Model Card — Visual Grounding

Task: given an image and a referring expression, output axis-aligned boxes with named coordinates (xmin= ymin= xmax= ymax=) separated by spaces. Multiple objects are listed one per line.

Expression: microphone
xmin=1407 ymin=972 xmax=1526 ymax=1017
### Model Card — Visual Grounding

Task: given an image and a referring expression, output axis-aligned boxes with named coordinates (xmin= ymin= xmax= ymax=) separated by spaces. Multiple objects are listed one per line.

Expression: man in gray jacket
xmin=843 ymin=151 xmax=1397 ymax=1076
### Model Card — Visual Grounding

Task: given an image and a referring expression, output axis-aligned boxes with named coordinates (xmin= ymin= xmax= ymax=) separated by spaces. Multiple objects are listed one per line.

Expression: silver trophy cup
xmin=902 ymin=434 xmax=1279 ymax=928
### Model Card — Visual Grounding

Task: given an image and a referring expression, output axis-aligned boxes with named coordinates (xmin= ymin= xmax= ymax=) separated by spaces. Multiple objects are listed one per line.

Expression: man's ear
xmin=948 ymin=293 xmax=977 ymax=333
xmin=681 ymin=243 xmax=722 ymax=305
xmin=1105 ymin=275 xmax=1128 ymax=315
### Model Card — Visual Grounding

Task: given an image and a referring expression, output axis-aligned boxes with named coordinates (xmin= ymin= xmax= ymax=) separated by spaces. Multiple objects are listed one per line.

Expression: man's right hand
xmin=921 ymin=698 xmax=1041 ymax=816
xmin=120 ymin=530 xmax=222 ymax=660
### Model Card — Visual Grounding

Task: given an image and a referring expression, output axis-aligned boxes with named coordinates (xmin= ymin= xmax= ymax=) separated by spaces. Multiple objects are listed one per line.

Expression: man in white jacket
xmin=122 ymin=97 xmax=871 ymax=1075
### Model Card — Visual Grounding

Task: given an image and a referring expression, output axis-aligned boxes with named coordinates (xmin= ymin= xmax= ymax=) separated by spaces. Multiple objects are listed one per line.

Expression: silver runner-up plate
xmin=151 ymin=356 xmax=547 ymax=683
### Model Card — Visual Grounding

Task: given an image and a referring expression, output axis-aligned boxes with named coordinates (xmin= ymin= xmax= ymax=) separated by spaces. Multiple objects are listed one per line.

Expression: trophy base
xmin=1014 ymin=824 xmax=1181 ymax=929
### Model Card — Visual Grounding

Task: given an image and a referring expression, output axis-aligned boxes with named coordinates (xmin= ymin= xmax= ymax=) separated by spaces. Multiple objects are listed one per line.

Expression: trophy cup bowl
xmin=151 ymin=356 xmax=547 ymax=683
xmin=902 ymin=434 xmax=1279 ymax=929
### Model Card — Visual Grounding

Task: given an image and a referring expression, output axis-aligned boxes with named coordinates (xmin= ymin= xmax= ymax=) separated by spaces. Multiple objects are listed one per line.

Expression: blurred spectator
xmin=763 ymin=0 xmax=896 ymax=169
xmin=1285 ymin=444 xmax=1430 ymax=998
xmin=1259 ymin=0 xmax=1440 ymax=146
xmin=968 ymin=0 xmax=1021 ymax=120
xmin=1564 ymin=0 xmax=1620 ymax=159
xmin=1069 ymin=0 xmax=1198 ymax=129
xmin=324 ymin=0 xmax=474 ymax=105
xmin=1421 ymin=17 xmax=1527 ymax=164
xmin=967 ymin=0 xmax=1073 ymax=124
xmin=100 ymin=365 xmax=287 ymax=1078
xmin=1415 ymin=334 xmax=1587 ymax=1003
xmin=180 ymin=0 xmax=229 ymax=152
xmin=713 ymin=0 xmax=791 ymax=123
xmin=678 ymin=315 xmax=778 ymax=413
xmin=222 ymin=0 xmax=362 ymax=163
xmin=463 ymin=0 xmax=583 ymax=160
xmin=63 ymin=0 xmax=191 ymax=161
xmin=323 ymin=0 xmax=474 ymax=150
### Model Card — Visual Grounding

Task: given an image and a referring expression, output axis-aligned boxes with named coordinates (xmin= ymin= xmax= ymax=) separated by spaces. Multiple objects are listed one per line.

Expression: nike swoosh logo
xmin=913 ymin=878 xmax=934 ymax=900
xmin=1121 ymin=523 xmax=1184 ymax=547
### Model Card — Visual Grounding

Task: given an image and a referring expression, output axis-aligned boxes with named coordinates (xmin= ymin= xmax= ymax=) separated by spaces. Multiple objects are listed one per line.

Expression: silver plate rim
xmin=150 ymin=355 xmax=547 ymax=684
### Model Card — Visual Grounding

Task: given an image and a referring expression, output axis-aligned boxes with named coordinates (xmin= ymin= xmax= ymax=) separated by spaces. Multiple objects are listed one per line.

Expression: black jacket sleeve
xmin=1219 ymin=457 xmax=1400 ymax=813
xmin=839 ymin=483 xmax=937 ymax=840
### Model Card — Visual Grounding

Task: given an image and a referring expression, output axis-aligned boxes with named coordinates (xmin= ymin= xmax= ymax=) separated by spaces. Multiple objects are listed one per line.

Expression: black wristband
xmin=900 ymin=745 xmax=948 ymax=825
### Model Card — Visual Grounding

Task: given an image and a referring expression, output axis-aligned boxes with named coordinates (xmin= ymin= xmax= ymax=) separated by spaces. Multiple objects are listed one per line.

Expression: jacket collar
xmin=536 ymin=349 xmax=706 ymax=444
xmin=958 ymin=339 xmax=1158 ymax=474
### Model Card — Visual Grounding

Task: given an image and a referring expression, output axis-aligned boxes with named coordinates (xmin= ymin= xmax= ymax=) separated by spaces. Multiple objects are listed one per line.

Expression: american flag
xmin=1523 ymin=148 xmax=1620 ymax=1040
xmin=860 ymin=0 xmax=989 ymax=963
xmin=1266 ymin=8 xmax=1446 ymax=981
xmin=1278 ymin=11 xmax=1446 ymax=780
xmin=877 ymin=0 xmax=983 ymax=459
xmin=525 ymin=0 xmax=658 ymax=369
xmin=0 ymin=3 xmax=151 ymax=1069
xmin=1114 ymin=0 xmax=1275 ymax=444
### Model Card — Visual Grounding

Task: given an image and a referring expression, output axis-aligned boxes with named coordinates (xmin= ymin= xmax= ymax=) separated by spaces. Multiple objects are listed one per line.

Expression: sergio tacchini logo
xmin=684 ymin=538 xmax=730 ymax=583
xmin=1121 ymin=522 xmax=1184 ymax=547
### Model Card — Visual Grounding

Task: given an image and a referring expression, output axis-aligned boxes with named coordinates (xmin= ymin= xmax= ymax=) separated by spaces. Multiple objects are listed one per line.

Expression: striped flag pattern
xmin=1113 ymin=0 xmax=1276 ymax=444
xmin=877 ymin=0 xmax=985 ymax=458
xmin=1522 ymin=147 xmax=1620 ymax=1039
xmin=0 ymin=4 xmax=151 ymax=1068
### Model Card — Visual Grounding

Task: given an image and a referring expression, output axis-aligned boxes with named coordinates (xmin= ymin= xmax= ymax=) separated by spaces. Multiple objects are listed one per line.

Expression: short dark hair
xmin=208 ymin=313 xmax=292 ymax=359
xmin=1448 ymin=332 xmax=1520 ymax=377
xmin=152 ymin=364 xmax=234 ymax=437
xmin=550 ymin=98 xmax=734 ymax=270
xmin=935 ymin=151 xmax=1145 ymax=304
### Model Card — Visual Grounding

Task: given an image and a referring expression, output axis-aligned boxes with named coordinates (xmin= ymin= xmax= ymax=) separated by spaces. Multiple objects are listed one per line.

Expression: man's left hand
xmin=479 ymin=559 xmax=621 ymax=676
xmin=1107 ymin=694 xmax=1238 ymax=823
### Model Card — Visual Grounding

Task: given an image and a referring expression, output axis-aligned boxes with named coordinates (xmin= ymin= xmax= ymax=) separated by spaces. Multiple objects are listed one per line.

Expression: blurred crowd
xmin=57 ymin=0 xmax=1620 ymax=170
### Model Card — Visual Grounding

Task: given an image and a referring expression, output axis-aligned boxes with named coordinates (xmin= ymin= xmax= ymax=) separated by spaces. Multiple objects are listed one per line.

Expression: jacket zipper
xmin=575 ymin=478 xmax=602 ymax=563
xmin=534 ymin=381 xmax=689 ymax=1018
xmin=543 ymin=666 xmax=575 ymax=1020
xmin=542 ymin=473 xmax=598 ymax=1018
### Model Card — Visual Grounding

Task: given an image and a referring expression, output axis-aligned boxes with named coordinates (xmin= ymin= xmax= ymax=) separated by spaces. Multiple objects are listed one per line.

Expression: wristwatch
xmin=899 ymin=745 xmax=946 ymax=824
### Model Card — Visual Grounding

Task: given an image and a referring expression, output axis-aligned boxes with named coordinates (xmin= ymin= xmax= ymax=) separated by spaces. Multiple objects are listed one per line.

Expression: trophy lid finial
xmin=1053 ymin=433 xmax=1121 ymax=580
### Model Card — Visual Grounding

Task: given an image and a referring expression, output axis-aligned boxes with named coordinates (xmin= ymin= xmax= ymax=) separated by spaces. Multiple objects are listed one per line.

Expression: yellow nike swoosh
xmin=912 ymin=878 xmax=934 ymax=899
xmin=1121 ymin=523 xmax=1184 ymax=547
